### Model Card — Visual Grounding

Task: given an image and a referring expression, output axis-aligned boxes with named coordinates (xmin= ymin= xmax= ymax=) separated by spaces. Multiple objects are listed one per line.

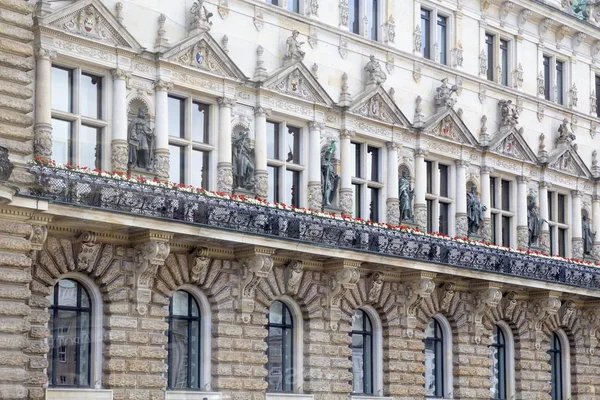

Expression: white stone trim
xmin=173 ymin=284 xmax=213 ymax=391
xmin=164 ymin=391 xmax=221 ymax=400
xmin=272 ymin=295 xmax=305 ymax=393
xmin=495 ymin=321 xmax=516 ymax=400
xmin=358 ymin=305 xmax=384 ymax=396
xmin=265 ymin=394 xmax=313 ymax=400
xmin=555 ymin=329 xmax=572 ymax=398
xmin=47 ymin=272 xmax=103 ymax=389
xmin=45 ymin=389 xmax=112 ymax=400
xmin=433 ymin=313 xmax=454 ymax=399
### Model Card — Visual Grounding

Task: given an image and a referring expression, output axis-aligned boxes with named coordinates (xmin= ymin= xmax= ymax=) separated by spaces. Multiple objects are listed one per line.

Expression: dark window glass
xmin=286 ymin=126 xmax=300 ymax=164
xmin=502 ymin=216 xmax=511 ymax=247
xmin=556 ymin=61 xmax=564 ymax=105
xmin=268 ymin=165 xmax=280 ymax=203
xmin=369 ymin=187 xmax=379 ymax=222
xmin=437 ymin=15 xmax=447 ymax=65
xmin=350 ymin=0 xmax=360 ymax=34
xmin=548 ymin=192 xmax=554 ymax=221
xmin=549 ymin=333 xmax=563 ymax=400
xmin=439 ymin=164 xmax=449 ymax=197
xmin=48 ymin=279 xmax=92 ymax=387
xmin=191 ymin=149 xmax=209 ymax=189
xmin=352 ymin=142 xmax=361 ymax=178
xmin=424 ymin=318 xmax=444 ymax=397
xmin=51 ymin=118 xmax=72 ymax=165
xmin=168 ymin=96 xmax=185 ymax=138
xmin=267 ymin=301 xmax=294 ymax=392
xmin=267 ymin=121 xmax=280 ymax=160
xmin=426 ymin=199 xmax=433 ymax=233
xmin=79 ymin=125 xmax=101 ymax=169
xmin=486 ymin=33 xmax=494 ymax=82
xmin=169 ymin=145 xmax=183 ymax=183
xmin=558 ymin=228 xmax=567 ymax=257
xmin=439 ymin=202 xmax=449 ymax=235
xmin=550 ymin=227 xmax=555 ymax=255
xmin=367 ymin=0 xmax=378 ymax=40
xmin=268 ymin=0 xmax=279 ymax=5
xmin=167 ymin=291 xmax=202 ymax=389
xmin=500 ymin=39 xmax=509 ymax=86
xmin=558 ymin=194 xmax=566 ymax=224
xmin=81 ymin=73 xmax=102 ymax=119
xmin=367 ymin=146 xmax=379 ymax=182
xmin=491 ymin=214 xmax=498 ymax=244
xmin=353 ymin=183 xmax=362 ymax=218
xmin=491 ymin=325 xmax=507 ymax=400
xmin=543 ymin=56 xmax=551 ymax=100
xmin=490 ymin=177 xmax=497 ymax=208
xmin=351 ymin=310 xmax=373 ymax=394
xmin=285 ymin=169 xmax=300 ymax=207
xmin=426 ymin=161 xmax=434 ymax=194
xmin=501 ymin=180 xmax=510 ymax=211
xmin=51 ymin=66 xmax=73 ymax=112
xmin=192 ymin=102 xmax=209 ymax=143
xmin=287 ymin=0 xmax=299 ymax=12
xmin=421 ymin=9 xmax=431 ymax=59
xmin=596 ymin=75 xmax=600 ymax=118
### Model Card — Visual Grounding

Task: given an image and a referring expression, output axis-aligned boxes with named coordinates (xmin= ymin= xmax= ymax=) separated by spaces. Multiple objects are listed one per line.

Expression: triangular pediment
xmin=420 ymin=109 xmax=478 ymax=146
xmin=488 ymin=128 xmax=538 ymax=163
xmin=42 ymin=0 xmax=142 ymax=50
xmin=262 ymin=62 xmax=334 ymax=106
xmin=348 ymin=86 xmax=410 ymax=126
xmin=547 ymin=146 xmax=590 ymax=177
xmin=161 ymin=34 xmax=247 ymax=81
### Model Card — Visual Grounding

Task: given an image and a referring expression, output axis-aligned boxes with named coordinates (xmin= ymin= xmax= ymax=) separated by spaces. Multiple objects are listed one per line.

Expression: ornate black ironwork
xmin=28 ymin=164 xmax=600 ymax=291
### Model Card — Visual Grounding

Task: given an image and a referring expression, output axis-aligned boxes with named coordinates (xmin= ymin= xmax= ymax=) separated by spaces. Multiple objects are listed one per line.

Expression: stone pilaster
xmin=455 ymin=160 xmax=469 ymax=238
xmin=386 ymin=141 xmax=400 ymax=225
xmin=339 ymin=129 xmax=355 ymax=215
xmin=217 ymin=97 xmax=235 ymax=193
xmin=480 ymin=166 xmax=492 ymax=241
xmin=34 ymin=47 xmax=55 ymax=163
xmin=538 ymin=181 xmax=551 ymax=254
xmin=516 ymin=176 xmax=529 ymax=249
xmin=254 ymin=106 xmax=269 ymax=198
xmin=593 ymin=195 xmax=600 ymax=259
xmin=111 ymin=69 xmax=130 ymax=172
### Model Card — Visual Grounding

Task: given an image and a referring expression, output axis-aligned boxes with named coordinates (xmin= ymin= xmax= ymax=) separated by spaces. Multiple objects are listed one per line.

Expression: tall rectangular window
xmin=168 ymin=96 xmax=185 ymax=138
xmin=421 ymin=9 xmax=431 ymax=60
xmin=543 ymin=56 xmax=551 ymax=100
xmin=556 ymin=61 xmax=564 ymax=105
xmin=438 ymin=164 xmax=449 ymax=198
xmin=352 ymin=143 xmax=382 ymax=222
xmin=500 ymin=39 xmax=509 ymax=86
xmin=350 ymin=0 xmax=360 ymax=34
xmin=367 ymin=0 xmax=378 ymax=40
xmin=425 ymin=160 xmax=453 ymax=234
xmin=437 ymin=15 xmax=447 ymax=65
xmin=548 ymin=191 xmax=569 ymax=257
xmin=369 ymin=187 xmax=379 ymax=222
xmin=485 ymin=33 xmax=494 ymax=82
xmin=490 ymin=178 xmax=514 ymax=247
xmin=267 ymin=122 xmax=305 ymax=207
xmin=287 ymin=0 xmax=299 ymax=13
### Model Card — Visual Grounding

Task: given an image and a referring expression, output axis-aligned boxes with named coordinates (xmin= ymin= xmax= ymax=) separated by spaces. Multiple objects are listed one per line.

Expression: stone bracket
xmin=326 ymin=260 xmax=360 ymax=331
xmin=367 ymin=272 xmax=384 ymax=304
xmin=285 ymin=260 xmax=304 ymax=295
xmin=401 ymin=272 xmax=435 ymax=337
xmin=531 ymin=292 xmax=561 ymax=349
xmin=471 ymin=283 xmax=502 ymax=344
xmin=189 ymin=247 xmax=210 ymax=285
xmin=237 ymin=246 xmax=275 ymax=323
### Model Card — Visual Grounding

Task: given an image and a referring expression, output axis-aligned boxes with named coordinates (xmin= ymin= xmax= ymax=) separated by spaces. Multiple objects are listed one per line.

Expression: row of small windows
xmin=47 ymin=279 xmax=569 ymax=399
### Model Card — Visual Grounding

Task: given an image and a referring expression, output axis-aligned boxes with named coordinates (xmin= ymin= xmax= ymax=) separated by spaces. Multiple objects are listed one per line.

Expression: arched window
xmin=549 ymin=332 xmax=563 ymax=400
xmin=424 ymin=318 xmax=444 ymax=397
xmin=267 ymin=300 xmax=294 ymax=392
xmin=167 ymin=290 xmax=202 ymax=389
xmin=491 ymin=325 xmax=507 ymax=399
xmin=351 ymin=309 xmax=373 ymax=394
xmin=48 ymin=279 xmax=92 ymax=387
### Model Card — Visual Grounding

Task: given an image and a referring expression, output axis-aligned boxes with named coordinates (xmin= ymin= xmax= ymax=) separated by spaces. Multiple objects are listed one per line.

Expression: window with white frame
xmin=490 ymin=177 xmax=514 ymax=247
xmin=348 ymin=0 xmax=382 ymax=40
xmin=266 ymin=120 xmax=304 ymax=207
xmin=543 ymin=55 xmax=567 ymax=105
xmin=351 ymin=307 xmax=383 ymax=396
xmin=266 ymin=0 xmax=301 ymax=14
xmin=167 ymin=95 xmax=213 ymax=188
xmin=426 ymin=160 xmax=452 ymax=234
xmin=51 ymin=65 xmax=106 ymax=169
xmin=424 ymin=315 xmax=453 ymax=398
xmin=266 ymin=300 xmax=294 ymax=392
xmin=485 ymin=32 xmax=511 ymax=86
xmin=549 ymin=331 xmax=570 ymax=400
xmin=490 ymin=322 xmax=515 ymax=400
xmin=350 ymin=142 xmax=383 ymax=222
xmin=420 ymin=7 xmax=449 ymax=65
xmin=547 ymin=191 xmax=569 ymax=256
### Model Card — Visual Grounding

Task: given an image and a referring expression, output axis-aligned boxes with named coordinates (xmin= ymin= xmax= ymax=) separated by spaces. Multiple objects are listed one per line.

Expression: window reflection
xmin=267 ymin=301 xmax=294 ymax=392
xmin=351 ymin=309 xmax=373 ymax=394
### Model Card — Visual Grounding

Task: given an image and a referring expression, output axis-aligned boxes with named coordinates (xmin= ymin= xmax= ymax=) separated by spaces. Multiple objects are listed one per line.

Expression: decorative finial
xmin=254 ymin=45 xmax=268 ymax=81
xmin=115 ymin=2 xmax=124 ymax=24
xmin=155 ymin=13 xmax=170 ymax=52
xmin=339 ymin=73 xmax=352 ymax=106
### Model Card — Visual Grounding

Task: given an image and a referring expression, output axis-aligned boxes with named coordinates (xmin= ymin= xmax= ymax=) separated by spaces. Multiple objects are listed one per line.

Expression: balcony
xmin=28 ymin=164 xmax=600 ymax=290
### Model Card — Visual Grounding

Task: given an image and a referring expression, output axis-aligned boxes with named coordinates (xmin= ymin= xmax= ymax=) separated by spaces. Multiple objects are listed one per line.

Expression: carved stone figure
xmin=190 ymin=0 xmax=213 ymax=29
xmin=0 ymin=146 xmax=14 ymax=181
xmin=557 ymin=118 xmax=577 ymax=145
xmin=583 ymin=214 xmax=596 ymax=255
xmin=127 ymin=107 xmax=155 ymax=170
xmin=364 ymin=55 xmax=387 ymax=86
xmin=232 ymin=129 xmax=255 ymax=190
xmin=467 ymin=185 xmax=485 ymax=235
xmin=284 ymin=30 xmax=305 ymax=63
xmin=499 ymin=100 xmax=519 ymax=127
xmin=399 ymin=170 xmax=414 ymax=222
xmin=321 ymin=141 xmax=340 ymax=207
xmin=435 ymin=78 xmax=458 ymax=110
xmin=527 ymin=195 xmax=545 ymax=247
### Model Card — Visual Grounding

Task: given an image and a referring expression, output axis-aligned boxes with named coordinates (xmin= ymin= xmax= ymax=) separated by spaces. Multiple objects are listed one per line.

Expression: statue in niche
xmin=583 ymin=214 xmax=596 ymax=255
xmin=527 ymin=195 xmax=545 ymax=247
xmin=557 ymin=118 xmax=576 ymax=145
xmin=232 ymin=129 xmax=255 ymax=190
xmin=364 ymin=55 xmax=387 ymax=86
xmin=435 ymin=78 xmax=458 ymax=110
xmin=127 ymin=106 xmax=155 ymax=170
xmin=467 ymin=185 xmax=485 ymax=235
xmin=284 ymin=30 xmax=305 ymax=62
xmin=321 ymin=141 xmax=340 ymax=207
xmin=499 ymin=100 xmax=519 ymax=127
xmin=398 ymin=170 xmax=414 ymax=222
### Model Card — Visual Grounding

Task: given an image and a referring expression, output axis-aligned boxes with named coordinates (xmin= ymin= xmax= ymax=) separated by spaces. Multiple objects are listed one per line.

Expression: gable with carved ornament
xmin=166 ymin=39 xmax=243 ymax=80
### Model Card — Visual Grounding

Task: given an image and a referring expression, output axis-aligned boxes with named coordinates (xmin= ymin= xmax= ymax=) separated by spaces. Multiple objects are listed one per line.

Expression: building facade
xmin=1 ymin=0 xmax=600 ymax=399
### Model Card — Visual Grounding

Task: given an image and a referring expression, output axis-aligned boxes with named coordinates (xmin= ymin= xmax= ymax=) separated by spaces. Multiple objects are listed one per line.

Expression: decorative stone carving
xmin=498 ymin=99 xmax=519 ymax=129
xmin=321 ymin=141 xmax=339 ymax=207
xmin=413 ymin=61 xmax=422 ymax=83
xmin=435 ymin=78 xmax=459 ymax=111
xmin=438 ymin=282 xmax=456 ymax=312
xmin=364 ymin=55 xmax=387 ymax=86
xmin=339 ymin=0 xmax=349 ymax=27
xmin=356 ymin=95 xmax=394 ymax=123
xmin=573 ymin=32 xmax=586 ymax=54
xmin=368 ymin=272 xmax=384 ymax=304
xmin=592 ymin=40 xmax=600 ymax=61
xmin=283 ymin=30 xmax=305 ymax=64
xmin=518 ymin=9 xmax=531 ymax=34
xmin=399 ymin=170 xmax=414 ymax=222
xmin=127 ymin=104 xmax=155 ymax=171
xmin=189 ymin=0 xmax=213 ymax=33
xmin=115 ymin=2 xmax=124 ymax=24
xmin=556 ymin=118 xmax=576 ymax=146
xmin=517 ymin=226 xmax=529 ymax=249
xmin=339 ymin=36 xmax=348 ymax=59
xmin=539 ymin=18 xmax=552 ymax=40
xmin=221 ymin=35 xmax=229 ymax=53
xmin=467 ymin=185 xmax=485 ymax=236
xmin=452 ymin=43 xmax=464 ymax=67
xmin=472 ymin=287 xmax=502 ymax=343
xmin=232 ymin=129 xmax=255 ymax=191
xmin=217 ymin=164 xmax=233 ymax=193
xmin=253 ymin=6 xmax=263 ymax=31
xmin=154 ymin=151 xmax=169 ymax=179
xmin=413 ymin=96 xmax=425 ymax=127
xmin=556 ymin=25 xmax=570 ymax=49
xmin=0 ymin=146 xmax=13 ymax=182
xmin=111 ymin=141 xmax=128 ymax=172
xmin=239 ymin=251 xmax=274 ymax=322
xmin=532 ymin=296 xmax=561 ymax=349
xmin=155 ymin=13 xmax=169 ymax=52
xmin=285 ymin=260 xmax=304 ymax=295
xmin=386 ymin=52 xmax=394 ymax=75
xmin=478 ymin=84 xmax=487 ymax=103
xmin=311 ymin=63 xmax=319 ymax=79
xmin=328 ymin=265 xmax=360 ymax=330
xmin=591 ymin=91 xmax=597 ymax=116
xmin=254 ymin=45 xmax=268 ymax=81
xmin=75 ymin=232 xmax=100 ymax=272
xmin=537 ymin=102 xmax=545 ymax=122
xmin=570 ymin=84 xmax=578 ymax=108
xmin=58 ymin=5 xmax=127 ymax=45
xmin=307 ymin=0 xmax=319 ymax=16
xmin=308 ymin=25 xmax=318 ymax=49
xmin=339 ymin=188 xmax=353 ymax=215
xmin=384 ymin=15 xmax=395 ymax=44
xmin=339 ymin=72 xmax=352 ymax=106
xmin=189 ymin=247 xmax=210 ymax=285
xmin=583 ymin=214 xmax=596 ymax=255
xmin=479 ymin=49 xmax=487 ymax=76
xmin=403 ymin=274 xmax=435 ymax=337
xmin=499 ymin=1 xmax=513 ymax=26
xmin=218 ymin=0 xmax=229 ymax=19
xmin=513 ymin=63 xmax=524 ymax=88
xmin=413 ymin=26 xmax=422 ymax=53
xmin=502 ymin=291 xmax=518 ymax=318
xmin=414 ymin=204 xmax=427 ymax=232
xmin=135 ymin=240 xmax=170 ymax=315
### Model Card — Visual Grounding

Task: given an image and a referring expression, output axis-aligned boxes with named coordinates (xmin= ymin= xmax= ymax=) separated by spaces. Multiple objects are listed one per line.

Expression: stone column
xmin=34 ymin=47 xmax=56 ymax=161
xmin=386 ymin=141 xmax=400 ymax=225
xmin=339 ymin=129 xmax=355 ymax=215
xmin=253 ymin=106 xmax=269 ymax=198
xmin=516 ymin=176 xmax=529 ymax=249
xmin=153 ymin=80 xmax=172 ymax=179
xmin=414 ymin=149 xmax=427 ymax=231
xmin=480 ymin=166 xmax=492 ymax=241
xmin=308 ymin=122 xmax=323 ymax=211
xmin=217 ymin=97 xmax=235 ymax=193
xmin=455 ymin=160 xmax=469 ymax=238
xmin=593 ymin=195 xmax=600 ymax=258
xmin=539 ymin=182 xmax=550 ymax=253
xmin=572 ymin=190 xmax=583 ymax=258
xmin=110 ymin=69 xmax=130 ymax=172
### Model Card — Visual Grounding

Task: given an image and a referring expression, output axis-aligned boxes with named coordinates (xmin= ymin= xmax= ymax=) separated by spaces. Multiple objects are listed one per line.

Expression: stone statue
xmin=0 ymin=146 xmax=13 ymax=181
xmin=127 ymin=107 xmax=155 ymax=170
xmin=583 ymin=214 xmax=596 ymax=255
xmin=467 ymin=185 xmax=485 ymax=235
xmin=190 ymin=0 xmax=213 ymax=26
xmin=435 ymin=78 xmax=458 ymax=110
xmin=284 ymin=30 xmax=305 ymax=62
xmin=321 ymin=141 xmax=340 ymax=207
xmin=364 ymin=55 xmax=387 ymax=86
xmin=399 ymin=170 xmax=414 ymax=221
xmin=232 ymin=129 xmax=255 ymax=190
xmin=499 ymin=100 xmax=519 ymax=127
xmin=527 ymin=195 xmax=544 ymax=247
xmin=557 ymin=118 xmax=576 ymax=145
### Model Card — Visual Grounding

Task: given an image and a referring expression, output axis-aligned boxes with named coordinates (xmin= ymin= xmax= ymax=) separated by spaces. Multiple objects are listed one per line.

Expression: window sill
xmin=265 ymin=394 xmax=314 ymax=400
xmin=46 ymin=389 xmax=113 ymax=400
xmin=165 ymin=392 xmax=222 ymax=400
xmin=351 ymin=396 xmax=393 ymax=400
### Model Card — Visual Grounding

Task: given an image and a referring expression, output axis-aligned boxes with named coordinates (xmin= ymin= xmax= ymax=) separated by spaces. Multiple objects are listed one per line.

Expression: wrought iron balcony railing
xmin=28 ymin=164 xmax=600 ymax=291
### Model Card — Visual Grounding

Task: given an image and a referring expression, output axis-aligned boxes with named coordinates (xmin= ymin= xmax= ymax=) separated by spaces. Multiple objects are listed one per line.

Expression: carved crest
xmin=420 ymin=109 xmax=478 ymax=145
xmin=488 ymin=128 xmax=538 ymax=163
xmin=263 ymin=62 xmax=334 ymax=106
xmin=348 ymin=86 xmax=410 ymax=126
